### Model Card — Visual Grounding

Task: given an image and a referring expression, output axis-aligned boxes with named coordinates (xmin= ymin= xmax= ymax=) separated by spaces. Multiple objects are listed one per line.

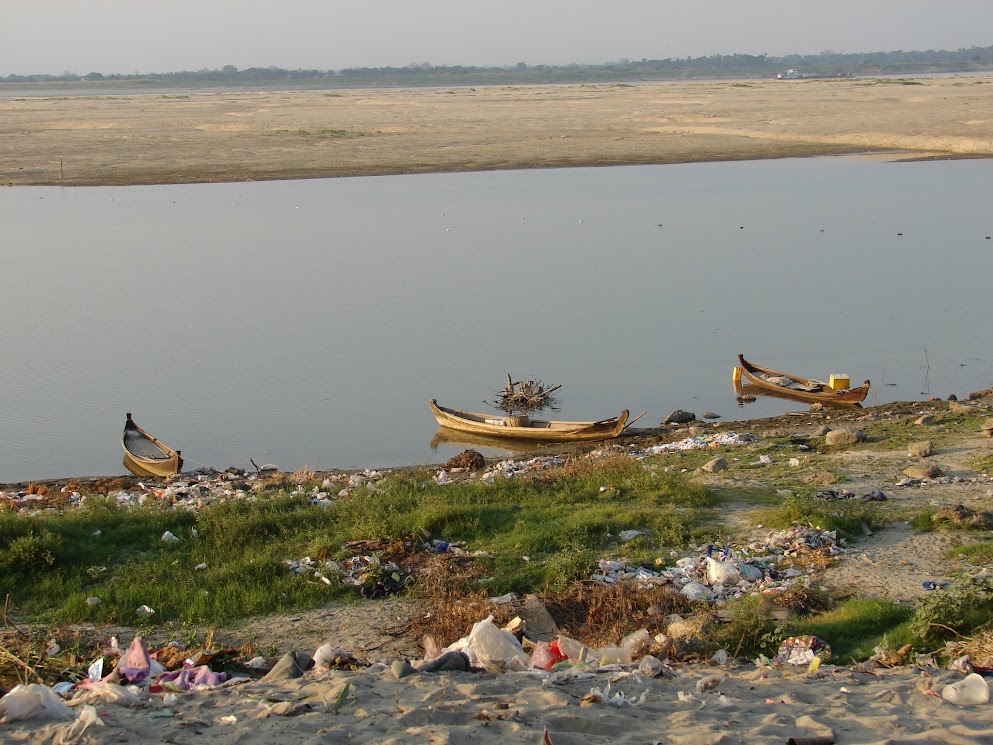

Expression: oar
xmin=622 ymin=411 xmax=647 ymax=431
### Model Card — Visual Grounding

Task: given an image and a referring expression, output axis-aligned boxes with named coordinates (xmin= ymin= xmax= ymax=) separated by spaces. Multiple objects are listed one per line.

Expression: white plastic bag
xmin=52 ymin=705 xmax=103 ymax=745
xmin=705 ymin=557 xmax=741 ymax=585
xmin=0 ymin=684 xmax=76 ymax=723
xmin=680 ymin=581 xmax=714 ymax=602
xmin=465 ymin=615 xmax=528 ymax=672
xmin=74 ymin=682 xmax=142 ymax=707
xmin=736 ymin=563 xmax=763 ymax=582
xmin=313 ymin=643 xmax=341 ymax=669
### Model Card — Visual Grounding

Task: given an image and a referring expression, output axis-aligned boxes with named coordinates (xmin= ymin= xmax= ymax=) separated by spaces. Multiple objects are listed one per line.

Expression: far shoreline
xmin=3 ymin=76 xmax=991 ymax=187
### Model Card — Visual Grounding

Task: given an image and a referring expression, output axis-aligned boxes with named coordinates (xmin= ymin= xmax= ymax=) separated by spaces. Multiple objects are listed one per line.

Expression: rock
xmin=813 ymin=425 xmax=832 ymax=436
xmin=809 ymin=403 xmax=825 ymax=412
xmin=981 ymin=419 xmax=993 ymax=438
xmin=949 ymin=401 xmax=979 ymax=415
xmin=762 ymin=429 xmax=788 ymax=438
xmin=391 ymin=660 xmax=417 ymax=680
xmin=908 ymin=441 xmax=935 ymax=458
xmin=518 ymin=594 xmax=559 ymax=642
xmin=419 ymin=651 xmax=471 ymax=673
xmin=825 ymin=428 xmax=865 ymax=445
xmin=948 ymin=394 xmax=958 ymax=401
xmin=262 ymin=651 xmax=314 ymax=681
xmin=663 ymin=410 xmax=696 ymax=425
xmin=702 ymin=412 xmax=721 ymax=420
xmin=688 ymin=426 xmax=707 ymax=436
xmin=444 ymin=449 xmax=486 ymax=471
xmin=916 ymin=415 xmax=936 ymax=426
xmin=699 ymin=457 xmax=728 ymax=473
xmin=903 ymin=463 xmax=941 ymax=480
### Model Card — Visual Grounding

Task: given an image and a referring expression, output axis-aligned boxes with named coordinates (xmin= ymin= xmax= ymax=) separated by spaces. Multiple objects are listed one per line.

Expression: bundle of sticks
xmin=487 ymin=374 xmax=561 ymax=413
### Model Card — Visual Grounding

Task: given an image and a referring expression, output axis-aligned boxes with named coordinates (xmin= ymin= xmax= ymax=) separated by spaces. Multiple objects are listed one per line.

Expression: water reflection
xmin=429 ymin=427 xmax=551 ymax=455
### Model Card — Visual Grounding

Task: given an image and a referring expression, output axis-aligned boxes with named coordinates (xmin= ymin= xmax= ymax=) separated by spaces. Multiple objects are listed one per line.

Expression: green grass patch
xmin=695 ymin=595 xmax=913 ymax=662
xmin=947 ymin=540 xmax=993 ymax=565
xmin=904 ymin=576 xmax=993 ymax=648
xmin=792 ymin=598 xmax=913 ymax=661
xmin=748 ymin=492 xmax=885 ymax=539
xmin=0 ymin=458 xmax=724 ymax=626
xmin=972 ymin=453 xmax=993 ymax=475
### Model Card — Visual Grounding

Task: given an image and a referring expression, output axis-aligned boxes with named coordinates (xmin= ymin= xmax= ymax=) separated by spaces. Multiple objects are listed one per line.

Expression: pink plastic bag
xmin=528 ymin=641 xmax=567 ymax=670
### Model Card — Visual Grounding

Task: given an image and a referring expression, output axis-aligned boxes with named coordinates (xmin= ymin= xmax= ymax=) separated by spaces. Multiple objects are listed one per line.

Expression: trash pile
xmin=0 ymin=635 xmax=237 ymax=733
xmin=2 ymin=427 xmax=762 ymax=507
xmin=638 ymin=432 xmax=757 ymax=456
xmin=284 ymin=547 xmax=412 ymax=598
xmin=815 ymin=489 xmax=888 ymax=502
xmin=0 ymin=468 xmax=391 ymax=516
xmin=398 ymin=613 xmax=676 ymax=684
xmin=590 ymin=525 xmax=848 ymax=603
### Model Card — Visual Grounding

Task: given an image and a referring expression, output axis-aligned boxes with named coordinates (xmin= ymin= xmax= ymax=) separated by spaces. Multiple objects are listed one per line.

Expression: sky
xmin=3 ymin=0 xmax=992 ymax=77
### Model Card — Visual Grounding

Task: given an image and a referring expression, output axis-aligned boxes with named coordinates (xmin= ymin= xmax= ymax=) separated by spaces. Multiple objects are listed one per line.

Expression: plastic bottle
xmin=941 ymin=673 xmax=990 ymax=706
xmin=556 ymin=634 xmax=593 ymax=663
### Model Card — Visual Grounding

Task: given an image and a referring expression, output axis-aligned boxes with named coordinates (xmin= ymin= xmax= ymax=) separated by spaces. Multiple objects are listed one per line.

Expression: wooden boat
xmin=122 ymin=413 xmax=183 ymax=477
xmin=733 ymin=354 xmax=870 ymax=407
xmin=429 ymin=399 xmax=629 ymax=442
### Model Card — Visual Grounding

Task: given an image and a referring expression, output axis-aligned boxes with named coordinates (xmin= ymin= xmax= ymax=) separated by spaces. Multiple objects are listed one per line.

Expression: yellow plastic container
xmin=828 ymin=374 xmax=851 ymax=390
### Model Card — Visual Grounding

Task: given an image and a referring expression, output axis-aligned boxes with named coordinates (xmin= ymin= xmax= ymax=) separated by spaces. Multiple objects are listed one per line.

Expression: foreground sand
xmin=2 ymin=75 xmax=993 ymax=186
xmin=5 ymin=660 xmax=993 ymax=745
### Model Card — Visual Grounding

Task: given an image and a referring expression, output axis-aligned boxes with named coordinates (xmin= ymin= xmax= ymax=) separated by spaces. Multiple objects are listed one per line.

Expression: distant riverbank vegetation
xmin=4 ymin=45 xmax=993 ymax=89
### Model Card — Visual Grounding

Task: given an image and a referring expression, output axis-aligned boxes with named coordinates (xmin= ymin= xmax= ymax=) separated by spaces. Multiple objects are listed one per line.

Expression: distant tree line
xmin=5 ymin=45 xmax=992 ymax=87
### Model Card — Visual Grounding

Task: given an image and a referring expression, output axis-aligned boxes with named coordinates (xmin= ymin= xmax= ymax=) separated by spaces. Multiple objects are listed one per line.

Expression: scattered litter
xmin=773 ymin=636 xmax=832 ymax=666
xmin=640 ymin=432 xmax=756 ymax=455
xmin=696 ymin=674 xmax=723 ymax=693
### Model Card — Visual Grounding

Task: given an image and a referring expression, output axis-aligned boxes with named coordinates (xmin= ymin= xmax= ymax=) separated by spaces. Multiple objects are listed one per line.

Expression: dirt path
xmin=695 ymin=399 xmax=993 ymax=605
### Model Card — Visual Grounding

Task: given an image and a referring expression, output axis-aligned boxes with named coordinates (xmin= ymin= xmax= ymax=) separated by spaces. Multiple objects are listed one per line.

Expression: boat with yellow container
xmin=733 ymin=354 xmax=870 ymax=407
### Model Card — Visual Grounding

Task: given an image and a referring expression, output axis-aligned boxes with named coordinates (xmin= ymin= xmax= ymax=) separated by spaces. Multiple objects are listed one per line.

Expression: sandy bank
xmin=3 ymin=76 xmax=992 ymax=187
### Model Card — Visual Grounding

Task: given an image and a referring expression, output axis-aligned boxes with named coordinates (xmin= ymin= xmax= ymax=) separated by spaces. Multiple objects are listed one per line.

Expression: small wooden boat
xmin=733 ymin=354 xmax=870 ymax=407
xmin=122 ymin=413 xmax=183 ymax=477
xmin=429 ymin=399 xmax=630 ymax=442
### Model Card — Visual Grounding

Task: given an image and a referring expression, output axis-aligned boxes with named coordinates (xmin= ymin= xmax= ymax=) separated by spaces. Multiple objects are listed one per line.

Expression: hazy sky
xmin=4 ymin=0 xmax=992 ymax=76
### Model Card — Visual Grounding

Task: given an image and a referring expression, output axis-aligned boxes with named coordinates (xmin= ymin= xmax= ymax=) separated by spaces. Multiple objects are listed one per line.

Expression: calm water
xmin=2 ymin=157 xmax=991 ymax=482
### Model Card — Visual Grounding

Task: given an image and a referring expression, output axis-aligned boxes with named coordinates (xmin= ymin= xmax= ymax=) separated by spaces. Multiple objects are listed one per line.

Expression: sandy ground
xmin=2 ymin=75 xmax=993 ymax=186
xmin=6 ymin=662 xmax=993 ymax=745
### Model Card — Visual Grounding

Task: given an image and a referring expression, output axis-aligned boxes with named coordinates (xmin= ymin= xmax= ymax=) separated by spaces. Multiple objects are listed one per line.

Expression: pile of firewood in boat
xmin=487 ymin=374 xmax=561 ymax=413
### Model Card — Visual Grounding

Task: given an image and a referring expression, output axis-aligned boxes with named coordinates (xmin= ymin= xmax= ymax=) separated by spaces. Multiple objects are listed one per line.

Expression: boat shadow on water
xmin=429 ymin=427 xmax=555 ymax=454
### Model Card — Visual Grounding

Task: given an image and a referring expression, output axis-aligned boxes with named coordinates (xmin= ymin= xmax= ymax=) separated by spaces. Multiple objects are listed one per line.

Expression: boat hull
xmin=428 ymin=400 xmax=629 ymax=442
xmin=734 ymin=355 xmax=869 ymax=407
xmin=122 ymin=413 xmax=183 ymax=477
